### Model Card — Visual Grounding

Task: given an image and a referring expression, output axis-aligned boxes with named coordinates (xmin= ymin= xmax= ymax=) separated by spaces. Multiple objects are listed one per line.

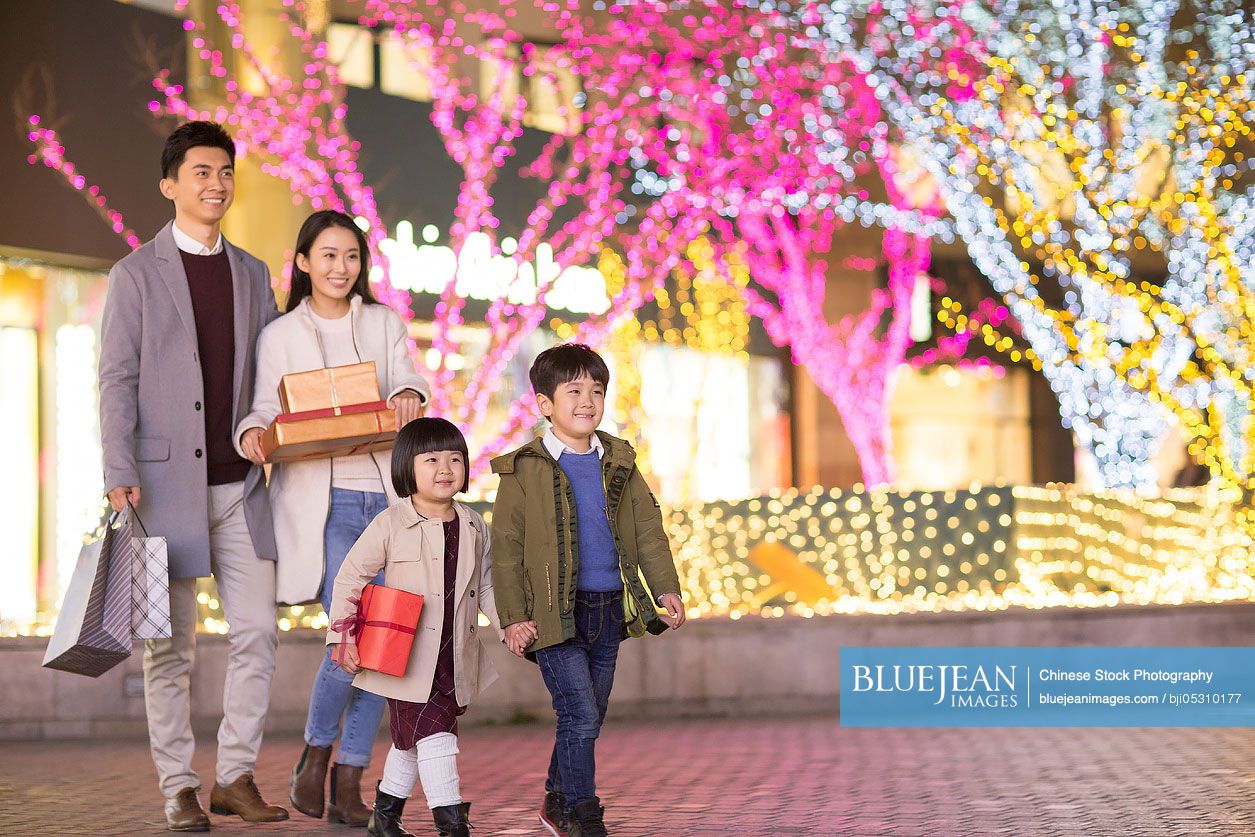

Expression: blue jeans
xmin=535 ymin=591 xmax=624 ymax=807
xmin=304 ymin=488 xmax=389 ymax=767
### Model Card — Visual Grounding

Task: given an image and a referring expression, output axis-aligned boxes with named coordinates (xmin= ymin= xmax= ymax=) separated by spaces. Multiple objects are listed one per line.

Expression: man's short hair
xmin=390 ymin=417 xmax=471 ymax=496
xmin=529 ymin=343 xmax=610 ymax=400
xmin=161 ymin=121 xmax=236 ymax=179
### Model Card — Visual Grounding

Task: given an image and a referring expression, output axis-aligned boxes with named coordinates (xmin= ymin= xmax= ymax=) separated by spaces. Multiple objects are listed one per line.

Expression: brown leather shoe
xmin=164 ymin=787 xmax=210 ymax=832
xmin=328 ymin=764 xmax=372 ymax=827
xmin=290 ymin=743 xmax=332 ymax=818
xmin=209 ymin=774 xmax=290 ymax=823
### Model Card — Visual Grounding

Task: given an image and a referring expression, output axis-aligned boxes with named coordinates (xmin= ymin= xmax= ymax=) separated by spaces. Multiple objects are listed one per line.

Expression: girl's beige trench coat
xmin=326 ymin=499 xmax=504 ymax=705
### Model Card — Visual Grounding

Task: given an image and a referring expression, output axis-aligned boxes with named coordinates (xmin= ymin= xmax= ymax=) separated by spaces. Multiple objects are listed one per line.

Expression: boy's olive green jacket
xmin=489 ymin=431 xmax=682 ymax=654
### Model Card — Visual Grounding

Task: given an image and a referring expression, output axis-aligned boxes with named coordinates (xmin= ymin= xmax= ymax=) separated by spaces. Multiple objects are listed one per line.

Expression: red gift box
xmin=351 ymin=583 xmax=424 ymax=677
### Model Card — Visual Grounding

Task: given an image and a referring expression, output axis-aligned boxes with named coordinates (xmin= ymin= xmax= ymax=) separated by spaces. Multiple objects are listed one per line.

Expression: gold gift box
xmin=279 ymin=361 xmax=381 ymax=414
xmin=260 ymin=404 xmax=397 ymax=463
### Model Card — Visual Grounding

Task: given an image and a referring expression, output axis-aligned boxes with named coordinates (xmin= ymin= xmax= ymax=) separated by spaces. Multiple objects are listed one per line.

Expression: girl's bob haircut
xmin=391 ymin=417 xmax=471 ymax=496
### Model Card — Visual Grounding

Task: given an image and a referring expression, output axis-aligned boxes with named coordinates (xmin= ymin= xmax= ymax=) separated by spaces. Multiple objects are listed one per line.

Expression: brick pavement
xmin=1 ymin=717 xmax=1252 ymax=836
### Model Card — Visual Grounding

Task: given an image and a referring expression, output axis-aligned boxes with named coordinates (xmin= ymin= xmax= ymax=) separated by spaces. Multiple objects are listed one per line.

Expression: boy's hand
xmin=504 ymin=621 xmax=538 ymax=656
xmin=334 ymin=642 xmax=361 ymax=673
xmin=658 ymin=594 xmax=686 ymax=629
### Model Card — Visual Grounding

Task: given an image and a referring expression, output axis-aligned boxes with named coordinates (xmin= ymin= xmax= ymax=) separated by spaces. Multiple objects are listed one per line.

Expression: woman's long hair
xmin=284 ymin=210 xmax=378 ymax=313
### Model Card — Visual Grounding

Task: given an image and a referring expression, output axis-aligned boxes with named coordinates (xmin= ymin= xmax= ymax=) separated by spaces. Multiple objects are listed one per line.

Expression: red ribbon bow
xmin=330 ymin=595 xmax=365 ymax=664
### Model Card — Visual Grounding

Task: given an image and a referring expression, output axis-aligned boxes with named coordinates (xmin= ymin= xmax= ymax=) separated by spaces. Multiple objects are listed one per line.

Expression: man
xmin=99 ymin=120 xmax=287 ymax=831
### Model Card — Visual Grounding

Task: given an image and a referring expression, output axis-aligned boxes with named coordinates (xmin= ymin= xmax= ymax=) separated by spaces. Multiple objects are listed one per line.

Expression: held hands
xmin=333 ymin=642 xmax=362 ymax=674
xmin=658 ymin=593 xmax=686 ymax=630
xmin=106 ymin=485 xmax=141 ymax=513
xmin=390 ymin=392 xmax=425 ymax=430
xmin=240 ymin=427 xmax=266 ymax=465
xmin=503 ymin=621 xmax=539 ymax=657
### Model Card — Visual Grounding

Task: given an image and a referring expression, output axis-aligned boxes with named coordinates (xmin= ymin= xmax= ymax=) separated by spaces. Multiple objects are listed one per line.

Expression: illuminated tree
xmin=817 ymin=0 xmax=1254 ymax=490
xmin=560 ymin=0 xmax=960 ymax=485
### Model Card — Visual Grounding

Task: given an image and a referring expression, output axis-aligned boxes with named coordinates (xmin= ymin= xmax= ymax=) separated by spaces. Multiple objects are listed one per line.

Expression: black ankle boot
xmin=568 ymin=798 xmax=608 ymax=837
xmin=366 ymin=783 xmax=416 ymax=837
xmin=431 ymin=801 xmax=472 ymax=837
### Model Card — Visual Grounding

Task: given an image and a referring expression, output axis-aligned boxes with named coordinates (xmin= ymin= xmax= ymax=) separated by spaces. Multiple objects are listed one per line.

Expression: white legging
xmin=378 ymin=732 xmax=461 ymax=809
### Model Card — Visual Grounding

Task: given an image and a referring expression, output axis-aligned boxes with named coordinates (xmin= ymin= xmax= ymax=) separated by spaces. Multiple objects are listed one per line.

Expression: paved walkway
xmin=1 ymin=717 xmax=1252 ymax=835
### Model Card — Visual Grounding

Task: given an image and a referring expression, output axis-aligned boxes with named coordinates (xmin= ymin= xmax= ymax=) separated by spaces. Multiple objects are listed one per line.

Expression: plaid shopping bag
xmin=43 ymin=508 xmax=135 ymax=677
xmin=129 ymin=507 xmax=171 ymax=640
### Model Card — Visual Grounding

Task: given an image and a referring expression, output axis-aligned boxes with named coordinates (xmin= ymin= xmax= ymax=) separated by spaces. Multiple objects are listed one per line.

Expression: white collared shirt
xmin=542 ymin=427 xmax=604 ymax=460
xmin=172 ymin=222 xmax=224 ymax=256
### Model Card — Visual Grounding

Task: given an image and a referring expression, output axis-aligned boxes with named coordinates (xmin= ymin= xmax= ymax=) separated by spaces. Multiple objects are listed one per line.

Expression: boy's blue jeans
xmin=304 ymin=488 xmax=388 ymax=767
xmin=535 ymin=591 xmax=624 ymax=807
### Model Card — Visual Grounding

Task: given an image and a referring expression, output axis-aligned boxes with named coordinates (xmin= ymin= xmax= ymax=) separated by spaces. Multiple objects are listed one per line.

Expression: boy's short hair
xmin=391 ymin=417 xmax=471 ymax=496
xmin=529 ymin=343 xmax=610 ymax=400
xmin=161 ymin=121 xmax=235 ymax=179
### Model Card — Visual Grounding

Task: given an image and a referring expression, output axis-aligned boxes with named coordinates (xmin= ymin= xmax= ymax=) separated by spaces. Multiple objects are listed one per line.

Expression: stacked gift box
xmin=260 ymin=361 xmax=397 ymax=463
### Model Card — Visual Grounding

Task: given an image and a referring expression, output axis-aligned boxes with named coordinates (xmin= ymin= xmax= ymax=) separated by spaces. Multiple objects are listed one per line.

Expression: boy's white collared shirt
xmin=542 ymin=427 xmax=603 ymax=460
xmin=172 ymin=221 xmax=224 ymax=256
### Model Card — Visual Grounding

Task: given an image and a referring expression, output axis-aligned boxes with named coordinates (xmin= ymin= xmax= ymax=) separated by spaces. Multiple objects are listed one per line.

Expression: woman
xmin=235 ymin=210 xmax=430 ymax=826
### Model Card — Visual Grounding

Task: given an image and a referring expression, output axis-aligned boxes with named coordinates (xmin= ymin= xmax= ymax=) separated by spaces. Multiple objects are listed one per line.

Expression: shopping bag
xmin=42 ymin=508 xmax=135 ymax=677
xmin=129 ymin=505 xmax=171 ymax=640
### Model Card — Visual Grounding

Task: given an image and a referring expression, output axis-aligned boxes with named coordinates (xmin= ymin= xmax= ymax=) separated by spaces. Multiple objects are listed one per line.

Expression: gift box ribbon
xmin=363 ymin=620 xmax=417 ymax=635
xmin=329 ymin=595 xmax=366 ymax=641
xmin=275 ymin=399 xmax=389 ymax=423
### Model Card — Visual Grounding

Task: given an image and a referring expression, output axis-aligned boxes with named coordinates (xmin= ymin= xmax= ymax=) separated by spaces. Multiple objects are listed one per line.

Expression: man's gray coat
xmin=98 ymin=221 xmax=278 ymax=577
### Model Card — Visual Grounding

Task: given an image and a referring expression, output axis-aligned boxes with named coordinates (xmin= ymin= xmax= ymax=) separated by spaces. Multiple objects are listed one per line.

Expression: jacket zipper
xmin=545 ymin=563 xmax=553 ymax=610
xmin=603 ymin=464 xmax=633 ymax=602
xmin=308 ymin=309 xmax=336 ymax=602
xmin=306 ymin=299 xmax=387 ymax=601
xmin=349 ymin=303 xmax=390 ymax=490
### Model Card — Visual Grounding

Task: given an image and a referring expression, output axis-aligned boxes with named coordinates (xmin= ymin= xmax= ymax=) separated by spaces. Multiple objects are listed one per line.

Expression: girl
xmin=235 ymin=210 xmax=430 ymax=825
xmin=328 ymin=418 xmax=519 ymax=837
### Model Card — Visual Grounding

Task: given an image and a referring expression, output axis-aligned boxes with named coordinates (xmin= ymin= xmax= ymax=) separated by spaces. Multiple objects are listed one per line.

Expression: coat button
xmin=469 ymin=626 xmax=475 ymax=633
xmin=195 ymin=449 xmax=203 ymax=458
xmin=469 ymin=590 xmax=475 ymax=598
xmin=194 ymin=401 xmax=202 ymax=411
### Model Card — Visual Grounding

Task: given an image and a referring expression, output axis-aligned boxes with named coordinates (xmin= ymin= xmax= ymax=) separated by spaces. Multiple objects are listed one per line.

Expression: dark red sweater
xmin=180 ymin=250 xmax=251 ymax=486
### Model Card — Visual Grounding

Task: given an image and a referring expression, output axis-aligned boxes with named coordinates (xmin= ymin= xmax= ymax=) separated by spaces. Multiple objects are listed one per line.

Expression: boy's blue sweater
xmin=556 ymin=450 xmax=622 ymax=592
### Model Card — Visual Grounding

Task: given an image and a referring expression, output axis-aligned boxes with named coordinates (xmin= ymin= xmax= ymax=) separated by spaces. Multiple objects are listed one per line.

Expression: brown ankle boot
xmin=290 ymin=743 xmax=332 ymax=818
xmin=328 ymin=764 xmax=372 ymax=827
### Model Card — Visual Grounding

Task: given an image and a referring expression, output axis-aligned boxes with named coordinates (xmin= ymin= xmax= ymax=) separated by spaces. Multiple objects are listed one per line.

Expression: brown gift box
xmin=279 ymin=361 xmax=382 ymax=414
xmin=260 ymin=402 xmax=397 ymax=463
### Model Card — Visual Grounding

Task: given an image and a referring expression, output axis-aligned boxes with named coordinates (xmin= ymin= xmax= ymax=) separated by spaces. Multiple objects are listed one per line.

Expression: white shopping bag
xmin=129 ymin=506 xmax=171 ymax=640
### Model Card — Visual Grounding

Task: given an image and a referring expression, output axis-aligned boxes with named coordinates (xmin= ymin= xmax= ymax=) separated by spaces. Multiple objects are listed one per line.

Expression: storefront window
xmin=0 ymin=258 xmax=107 ymax=632
xmin=0 ymin=326 xmax=39 ymax=628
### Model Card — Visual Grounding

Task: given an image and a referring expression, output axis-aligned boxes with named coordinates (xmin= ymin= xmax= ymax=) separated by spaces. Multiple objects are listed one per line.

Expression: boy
xmin=490 ymin=343 xmax=685 ymax=837
xmin=98 ymin=121 xmax=285 ymax=830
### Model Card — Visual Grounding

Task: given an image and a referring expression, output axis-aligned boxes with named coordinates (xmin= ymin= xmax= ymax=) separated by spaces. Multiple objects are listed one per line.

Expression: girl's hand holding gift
xmin=334 ymin=642 xmax=362 ymax=674
xmin=390 ymin=391 xmax=425 ymax=430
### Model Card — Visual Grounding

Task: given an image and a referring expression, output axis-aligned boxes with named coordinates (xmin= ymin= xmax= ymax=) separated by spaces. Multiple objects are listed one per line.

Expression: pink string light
xmin=24 ymin=119 xmax=142 ymax=251
xmin=571 ymin=0 xmax=948 ymax=487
